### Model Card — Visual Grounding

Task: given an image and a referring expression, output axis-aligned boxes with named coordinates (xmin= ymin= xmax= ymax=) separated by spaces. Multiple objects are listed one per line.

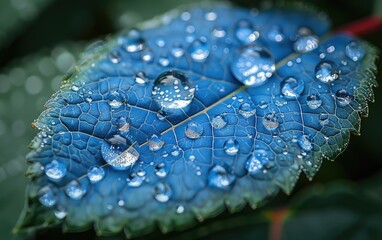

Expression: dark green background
xmin=0 ymin=0 xmax=381 ymax=239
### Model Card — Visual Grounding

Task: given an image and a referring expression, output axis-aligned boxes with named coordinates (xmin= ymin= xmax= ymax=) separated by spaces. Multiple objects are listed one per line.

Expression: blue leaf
xmin=15 ymin=4 xmax=378 ymax=238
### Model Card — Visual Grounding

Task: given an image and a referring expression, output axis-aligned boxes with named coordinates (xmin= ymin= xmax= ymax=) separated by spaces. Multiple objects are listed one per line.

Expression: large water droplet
xmin=152 ymin=70 xmax=195 ymax=109
xmin=185 ymin=122 xmax=204 ymax=139
xmin=245 ymin=149 xmax=274 ymax=179
xmin=101 ymin=142 xmax=139 ymax=170
xmin=335 ymin=89 xmax=352 ymax=106
xmin=208 ymin=165 xmax=235 ymax=190
xmin=280 ymin=76 xmax=304 ymax=99
xmin=120 ymin=29 xmax=145 ymax=53
xmin=65 ymin=180 xmax=87 ymax=200
xmin=116 ymin=116 xmax=130 ymax=132
xmin=154 ymin=182 xmax=172 ymax=203
xmin=211 ymin=114 xmax=227 ymax=129
xmin=188 ymin=38 xmax=210 ymax=62
xmin=345 ymin=41 xmax=365 ymax=62
xmin=148 ymin=134 xmax=164 ymax=151
xmin=224 ymin=138 xmax=239 ymax=155
xmin=239 ymin=102 xmax=256 ymax=118
xmin=315 ymin=61 xmax=340 ymax=83
xmin=45 ymin=160 xmax=67 ymax=181
xmin=231 ymin=45 xmax=275 ymax=86
xmin=87 ymin=166 xmax=105 ymax=183
xmin=267 ymin=26 xmax=285 ymax=43
xmin=155 ymin=162 xmax=167 ymax=178
xmin=298 ymin=135 xmax=313 ymax=151
xmin=262 ymin=113 xmax=279 ymax=131
xmin=235 ymin=20 xmax=259 ymax=44
xmin=38 ymin=186 xmax=57 ymax=207
xmin=319 ymin=113 xmax=329 ymax=126
xmin=306 ymin=94 xmax=322 ymax=109
xmin=294 ymin=35 xmax=319 ymax=53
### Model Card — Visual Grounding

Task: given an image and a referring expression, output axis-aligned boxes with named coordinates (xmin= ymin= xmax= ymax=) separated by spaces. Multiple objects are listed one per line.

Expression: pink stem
xmin=336 ymin=15 xmax=382 ymax=36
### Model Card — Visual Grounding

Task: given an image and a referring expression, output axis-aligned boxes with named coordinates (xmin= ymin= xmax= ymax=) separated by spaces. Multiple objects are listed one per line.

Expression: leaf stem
xmin=335 ymin=16 xmax=382 ymax=36
xmin=267 ymin=207 xmax=289 ymax=240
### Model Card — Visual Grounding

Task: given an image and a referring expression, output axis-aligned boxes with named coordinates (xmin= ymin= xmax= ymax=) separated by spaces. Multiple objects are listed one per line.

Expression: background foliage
xmin=0 ymin=0 xmax=381 ymax=239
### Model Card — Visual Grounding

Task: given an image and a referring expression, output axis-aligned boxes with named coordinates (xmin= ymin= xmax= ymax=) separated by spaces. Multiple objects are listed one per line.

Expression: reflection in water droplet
xmin=116 ymin=117 xmax=130 ymax=132
xmin=45 ymin=160 xmax=67 ymax=181
xmin=152 ymin=70 xmax=195 ymax=109
xmin=259 ymin=101 xmax=268 ymax=109
xmin=211 ymin=114 xmax=227 ymax=129
xmin=294 ymin=35 xmax=319 ymax=53
xmin=267 ymin=26 xmax=285 ymax=43
xmin=306 ymin=94 xmax=322 ymax=109
xmin=185 ymin=122 xmax=204 ymax=139
xmin=176 ymin=205 xmax=185 ymax=214
xmin=231 ymin=45 xmax=275 ymax=86
xmin=148 ymin=134 xmax=164 ymax=151
xmin=54 ymin=207 xmax=67 ymax=219
xmin=87 ymin=166 xmax=105 ymax=183
xmin=319 ymin=113 xmax=329 ymax=126
xmin=239 ymin=102 xmax=256 ymax=118
xmin=246 ymin=149 xmax=274 ymax=179
xmin=171 ymin=43 xmax=185 ymax=58
xmin=127 ymin=172 xmax=144 ymax=187
xmin=335 ymin=89 xmax=352 ymax=106
xmin=188 ymin=38 xmax=210 ymax=62
xmin=262 ymin=113 xmax=279 ymax=131
xmin=107 ymin=91 xmax=125 ymax=108
xmin=101 ymin=142 xmax=139 ymax=170
xmin=205 ymin=11 xmax=217 ymax=21
xmin=154 ymin=182 xmax=172 ymax=203
xmin=120 ymin=29 xmax=145 ymax=53
xmin=212 ymin=26 xmax=226 ymax=38
xmin=346 ymin=41 xmax=365 ymax=62
xmin=141 ymin=48 xmax=154 ymax=62
xmin=315 ymin=61 xmax=340 ymax=83
xmin=135 ymin=71 xmax=148 ymax=85
xmin=298 ymin=135 xmax=313 ymax=151
xmin=235 ymin=20 xmax=259 ymax=44
xmin=65 ymin=181 xmax=87 ymax=200
xmin=156 ymin=110 xmax=166 ymax=121
xmin=280 ymin=77 xmax=304 ymax=99
xmin=155 ymin=162 xmax=167 ymax=178
xmin=224 ymin=138 xmax=239 ymax=155
xmin=109 ymin=51 xmax=121 ymax=64
xmin=39 ymin=186 xmax=57 ymax=207
xmin=208 ymin=165 xmax=235 ymax=190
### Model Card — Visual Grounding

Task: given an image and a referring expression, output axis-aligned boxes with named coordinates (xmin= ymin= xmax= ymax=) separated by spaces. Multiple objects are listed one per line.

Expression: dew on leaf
xmin=188 ymin=38 xmax=210 ymax=62
xmin=120 ymin=29 xmax=145 ymax=53
xmin=148 ymin=134 xmax=164 ymax=151
xmin=315 ymin=61 xmax=340 ymax=83
xmin=185 ymin=122 xmax=204 ymax=139
xmin=45 ymin=160 xmax=67 ymax=181
xmin=155 ymin=163 xmax=167 ymax=178
xmin=101 ymin=142 xmax=139 ymax=170
xmin=154 ymin=182 xmax=172 ymax=203
xmin=171 ymin=43 xmax=185 ymax=58
xmin=211 ymin=114 xmax=227 ymax=129
xmin=107 ymin=91 xmax=125 ymax=108
xmin=127 ymin=172 xmax=144 ymax=187
xmin=141 ymin=48 xmax=154 ymax=62
xmin=267 ymin=25 xmax=285 ymax=43
xmin=298 ymin=134 xmax=313 ymax=151
xmin=239 ymin=102 xmax=256 ymax=118
xmin=246 ymin=149 xmax=274 ymax=179
xmin=38 ymin=185 xmax=57 ymax=207
xmin=235 ymin=19 xmax=259 ymax=44
xmin=306 ymin=94 xmax=322 ymax=109
xmin=54 ymin=207 xmax=67 ymax=219
xmin=346 ymin=41 xmax=365 ymax=62
xmin=335 ymin=89 xmax=353 ymax=106
xmin=280 ymin=76 xmax=304 ymax=99
xmin=212 ymin=26 xmax=226 ymax=38
xmin=294 ymin=27 xmax=319 ymax=53
xmin=116 ymin=117 xmax=130 ymax=132
xmin=87 ymin=166 xmax=105 ymax=183
xmin=319 ymin=113 xmax=329 ymax=126
xmin=224 ymin=138 xmax=240 ymax=155
xmin=176 ymin=205 xmax=185 ymax=214
xmin=135 ymin=71 xmax=148 ymax=85
xmin=65 ymin=180 xmax=87 ymax=200
xmin=208 ymin=165 xmax=236 ymax=190
xmin=262 ymin=113 xmax=279 ymax=131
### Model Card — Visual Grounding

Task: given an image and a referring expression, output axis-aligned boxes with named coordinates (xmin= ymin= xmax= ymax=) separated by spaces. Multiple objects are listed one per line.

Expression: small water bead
xmin=259 ymin=101 xmax=268 ymax=109
xmin=155 ymin=38 xmax=166 ymax=47
xmin=54 ymin=207 xmax=67 ymax=219
xmin=239 ymin=102 xmax=256 ymax=118
xmin=87 ymin=166 xmax=105 ymax=183
xmin=319 ymin=113 xmax=329 ymax=126
xmin=315 ymin=61 xmax=340 ymax=83
xmin=148 ymin=134 xmax=164 ymax=151
xmin=346 ymin=41 xmax=365 ymax=62
xmin=156 ymin=110 xmax=167 ymax=121
xmin=262 ymin=113 xmax=279 ymax=131
xmin=181 ymin=11 xmax=191 ymax=21
xmin=280 ymin=77 xmax=304 ymax=99
xmin=205 ymin=11 xmax=217 ymax=21
xmin=298 ymin=135 xmax=313 ymax=151
xmin=176 ymin=205 xmax=185 ymax=214
xmin=107 ymin=92 xmax=125 ymax=108
xmin=171 ymin=43 xmax=185 ymax=58
xmin=294 ymin=35 xmax=319 ymax=53
xmin=118 ymin=199 xmax=125 ymax=207
xmin=101 ymin=142 xmax=139 ymax=170
xmin=141 ymin=48 xmax=154 ymax=62
xmin=152 ymin=70 xmax=195 ymax=109
xmin=212 ymin=26 xmax=226 ymax=38
xmin=188 ymin=38 xmax=210 ymax=62
xmin=267 ymin=26 xmax=285 ymax=43
xmin=224 ymin=138 xmax=240 ymax=155
xmin=38 ymin=186 xmax=57 ymax=207
xmin=109 ymin=51 xmax=121 ymax=64
xmin=185 ymin=122 xmax=204 ymax=139
xmin=121 ymin=29 xmax=145 ymax=53
xmin=245 ymin=149 xmax=273 ymax=177
xmin=155 ymin=163 xmax=167 ymax=178
xmin=116 ymin=116 xmax=130 ymax=132
xmin=231 ymin=45 xmax=275 ymax=86
xmin=127 ymin=172 xmax=144 ymax=187
xmin=45 ymin=160 xmax=67 ymax=181
xmin=135 ymin=71 xmax=148 ymax=85
xmin=235 ymin=20 xmax=259 ymax=44
xmin=154 ymin=182 xmax=172 ymax=203
xmin=211 ymin=114 xmax=227 ymax=129
xmin=65 ymin=181 xmax=86 ymax=200
xmin=306 ymin=94 xmax=322 ymax=109
xmin=208 ymin=165 xmax=236 ymax=190
xmin=158 ymin=55 xmax=170 ymax=67
xmin=335 ymin=89 xmax=352 ymax=106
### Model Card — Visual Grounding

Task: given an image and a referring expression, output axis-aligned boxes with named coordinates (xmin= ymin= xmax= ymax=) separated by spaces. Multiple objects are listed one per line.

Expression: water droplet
xmin=205 ymin=11 xmax=217 ymax=21
xmin=211 ymin=114 xmax=227 ymax=129
xmin=171 ymin=146 xmax=181 ymax=156
xmin=116 ymin=117 xmax=130 ymax=132
xmin=127 ymin=172 xmax=144 ymax=187
xmin=185 ymin=122 xmax=204 ymax=139
xmin=298 ymin=135 xmax=313 ymax=151
xmin=208 ymin=165 xmax=235 ymax=190
xmin=235 ymin=20 xmax=259 ymax=44
xmin=109 ymin=51 xmax=121 ymax=64
xmin=335 ymin=89 xmax=352 ymax=106
xmin=135 ymin=71 xmax=148 ymax=85
xmin=262 ymin=113 xmax=279 ymax=131
xmin=181 ymin=11 xmax=191 ymax=21
xmin=246 ymin=149 xmax=274 ymax=178
xmin=315 ymin=61 xmax=340 ymax=83
xmin=188 ymin=38 xmax=210 ymax=62
xmin=267 ymin=26 xmax=285 ymax=43
xmin=54 ymin=207 xmax=67 ymax=219
xmin=171 ymin=43 xmax=185 ymax=58
xmin=224 ymin=138 xmax=239 ymax=155
xmin=158 ymin=55 xmax=170 ymax=67
xmin=141 ymin=48 xmax=154 ymax=62
xmin=107 ymin=91 xmax=125 ymax=108
xmin=155 ymin=162 xmax=167 ymax=178
xmin=154 ymin=182 xmax=172 ymax=203
xmin=231 ymin=45 xmax=275 ymax=86
xmin=152 ymin=70 xmax=195 ymax=109
xmin=156 ymin=110 xmax=166 ymax=121
xmin=148 ymin=134 xmax=164 ymax=151
xmin=155 ymin=38 xmax=166 ymax=47
xmin=239 ymin=102 xmax=256 ymax=118
xmin=101 ymin=142 xmax=139 ymax=170
xmin=306 ymin=94 xmax=322 ymax=109
xmin=280 ymin=77 xmax=304 ymax=99
xmin=259 ymin=101 xmax=268 ymax=109
xmin=319 ymin=113 xmax=329 ymax=126
xmin=87 ymin=166 xmax=105 ymax=183
xmin=346 ymin=41 xmax=365 ymax=62
xmin=38 ymin=186 xmax=57 ymax=207
xmin=45 ymin=160 xmax=67 ymax=181
xmin=65 ymin=181 xmax=86 ymax=200
xmin=120 ymin=29 xmax=145 ymax=53
xmin=176 ymin=205 xmax=185 ymax=214
xmin=294 ymin=35 xmax=319 ymax=53
xmin=212 ymin=26 xmax=226 ymax=38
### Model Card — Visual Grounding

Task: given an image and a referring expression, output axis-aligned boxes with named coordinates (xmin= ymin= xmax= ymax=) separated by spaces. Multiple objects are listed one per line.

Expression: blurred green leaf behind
xmin=0 ymin=0 xmax=381 ymax=239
